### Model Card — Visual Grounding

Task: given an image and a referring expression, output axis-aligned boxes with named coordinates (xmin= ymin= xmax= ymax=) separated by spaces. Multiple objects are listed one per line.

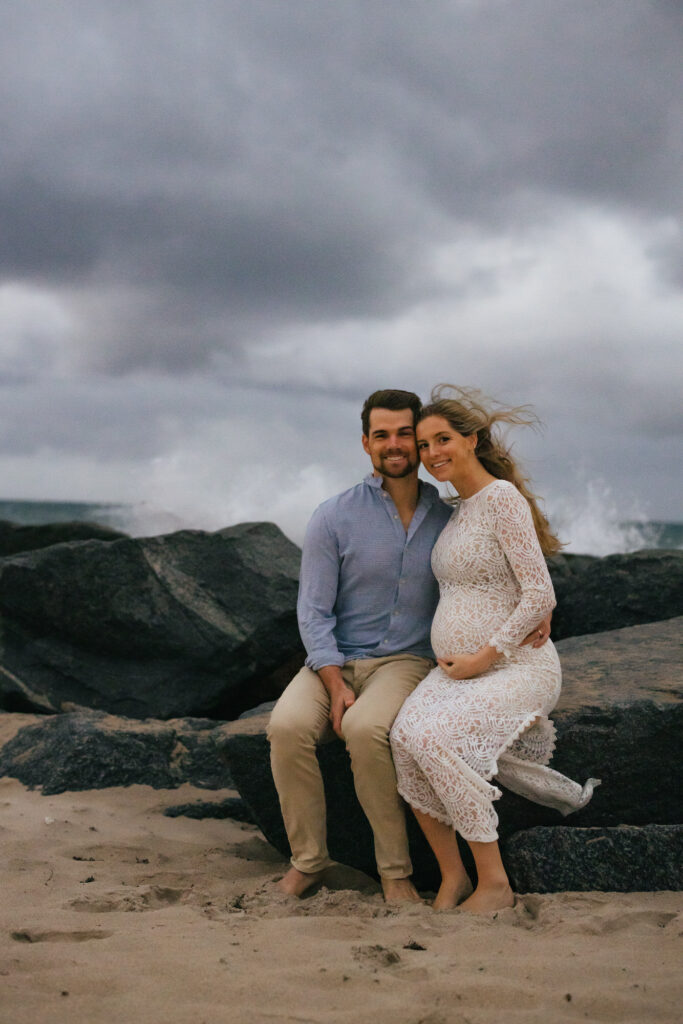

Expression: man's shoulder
xmin=312 ymin=478 xmax=373 ymax=520
xmin=420 ymin=480 xmax=454 ymax=522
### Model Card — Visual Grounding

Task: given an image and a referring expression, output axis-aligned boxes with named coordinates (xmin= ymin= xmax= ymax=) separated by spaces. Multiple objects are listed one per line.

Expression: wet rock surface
xmin=0 ymin=711 xmax=235 ymax=794
xmin=0 ymin=522 xmax=304 ymax=719
xmin=503 ymin=824 xmax=683 ymax=893
xmin=0 ymin=519 xmax=127 ymax=556
xmin=548 ymin=549 xmax=683 ymax=640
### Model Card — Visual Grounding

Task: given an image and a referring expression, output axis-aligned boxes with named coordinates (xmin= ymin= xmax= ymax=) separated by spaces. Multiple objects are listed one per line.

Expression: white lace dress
xmin=391 ymin=479 xmax=599 ymax=843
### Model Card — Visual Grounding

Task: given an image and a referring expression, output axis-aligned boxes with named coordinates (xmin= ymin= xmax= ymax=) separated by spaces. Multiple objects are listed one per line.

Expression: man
xmin=267 ymin=389 xmax=549 ymax=901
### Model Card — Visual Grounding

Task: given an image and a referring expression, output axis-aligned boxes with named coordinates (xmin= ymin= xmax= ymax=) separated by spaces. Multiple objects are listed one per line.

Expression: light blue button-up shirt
xmin=297 ymin=473 xmax=453 ymax=671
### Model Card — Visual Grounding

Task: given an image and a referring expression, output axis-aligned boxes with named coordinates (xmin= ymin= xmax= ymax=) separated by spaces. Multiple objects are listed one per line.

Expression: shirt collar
xmin=363 ymin=472 xmax=440 ymax=505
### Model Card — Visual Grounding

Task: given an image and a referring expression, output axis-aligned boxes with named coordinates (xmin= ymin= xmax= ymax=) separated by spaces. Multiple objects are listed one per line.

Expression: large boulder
xmin=0 ymin=522 xmax=305 ymax=719
xmin=222 ymin=618 xmax=682 ymax=891
xmin=0 ymin=710 xmax=235 ymax=794
xmin=502 ymin=824 xmax=683 ymax=893
xmin=548 ymin=550 xmax=683 ymax=640
xmin=0 ymin=519 xmax=127 ymax=556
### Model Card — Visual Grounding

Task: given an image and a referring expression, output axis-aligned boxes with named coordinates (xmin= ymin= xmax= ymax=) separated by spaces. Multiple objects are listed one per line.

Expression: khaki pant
xmin=267 ymin=654 xmax=433 ymax=878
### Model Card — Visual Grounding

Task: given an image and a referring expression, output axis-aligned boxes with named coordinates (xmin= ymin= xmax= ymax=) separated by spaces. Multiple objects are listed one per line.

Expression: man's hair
xmin=361 ymin=389 xmax=423 ymax=435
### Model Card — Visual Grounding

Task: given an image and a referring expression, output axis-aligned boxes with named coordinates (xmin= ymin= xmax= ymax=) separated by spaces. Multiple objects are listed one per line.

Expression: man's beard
xmin=378 ymin=455 xmax=418 ymax=479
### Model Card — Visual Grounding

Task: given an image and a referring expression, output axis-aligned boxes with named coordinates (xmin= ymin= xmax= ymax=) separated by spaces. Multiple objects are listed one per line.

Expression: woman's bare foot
xmin=432 ymin=874 xmax=474 ymax=911
xmin=381 ymin=876 xmax=423 ymax=903
xmin=276 ymin=866 xmax=326 ymax=897
xmin=459 ymin=881 xmax=514 ymax=915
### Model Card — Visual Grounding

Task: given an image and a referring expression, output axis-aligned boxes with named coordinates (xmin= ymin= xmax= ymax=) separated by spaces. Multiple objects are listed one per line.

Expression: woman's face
xmin=416 ymin=415 xmax=476 ymax=482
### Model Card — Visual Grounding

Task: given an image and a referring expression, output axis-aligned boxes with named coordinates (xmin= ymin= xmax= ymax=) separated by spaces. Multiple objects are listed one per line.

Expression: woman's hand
xmin=437 ymin=646 xmax=500 ymax=680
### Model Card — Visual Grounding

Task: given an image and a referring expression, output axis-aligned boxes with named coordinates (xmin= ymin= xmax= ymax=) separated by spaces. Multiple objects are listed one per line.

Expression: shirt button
xmin=393 ymin=514 xmax=398 ymax=519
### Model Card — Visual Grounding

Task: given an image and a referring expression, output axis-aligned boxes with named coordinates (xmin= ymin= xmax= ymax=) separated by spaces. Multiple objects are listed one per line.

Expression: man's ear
xmin=361 ymin=434 xmax=371 ymax=455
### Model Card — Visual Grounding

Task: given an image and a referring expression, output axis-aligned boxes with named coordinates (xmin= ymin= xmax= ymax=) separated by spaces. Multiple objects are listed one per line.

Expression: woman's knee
xmin=389 ymin=715 xmax=416 ymax=756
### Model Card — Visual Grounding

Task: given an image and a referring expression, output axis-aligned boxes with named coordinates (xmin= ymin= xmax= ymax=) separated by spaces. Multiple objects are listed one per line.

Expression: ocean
xmin=0 ymin=498 xmax=681 ymax=555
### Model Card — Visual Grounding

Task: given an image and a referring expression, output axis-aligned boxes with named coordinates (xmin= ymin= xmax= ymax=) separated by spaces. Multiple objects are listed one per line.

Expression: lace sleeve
xmin=485 ymin=483 xmax=556 ymax=657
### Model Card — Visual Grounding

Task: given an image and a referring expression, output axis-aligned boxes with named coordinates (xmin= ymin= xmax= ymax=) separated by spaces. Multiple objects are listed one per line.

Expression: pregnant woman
xmin=390 ymin=386 xmax=599 ymax=914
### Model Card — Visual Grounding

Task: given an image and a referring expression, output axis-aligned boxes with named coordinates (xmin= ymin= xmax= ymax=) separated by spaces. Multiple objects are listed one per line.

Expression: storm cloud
xmin=0 ymin=0 xmax=681 ymax=544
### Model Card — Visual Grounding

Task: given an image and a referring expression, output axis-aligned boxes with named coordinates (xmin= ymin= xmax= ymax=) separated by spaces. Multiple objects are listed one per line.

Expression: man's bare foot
xmin=459 ymin=881 xmax=514 ymax=915
xmin=432 ymin=874 xmax=474 ymax=911
xmin=381 ymin=876 xmax=423 ymax=903
xmin=276 ymin=866 xmax=326 ymax=898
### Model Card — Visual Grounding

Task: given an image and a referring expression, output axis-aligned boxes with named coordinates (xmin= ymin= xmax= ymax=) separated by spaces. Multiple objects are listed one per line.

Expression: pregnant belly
xmin=430 ymin=591 xmax=516 ymax=657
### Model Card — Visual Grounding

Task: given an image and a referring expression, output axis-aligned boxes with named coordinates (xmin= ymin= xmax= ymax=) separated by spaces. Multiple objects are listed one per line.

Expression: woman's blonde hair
xmin=419 ymin=385 xmax=562 ymax=556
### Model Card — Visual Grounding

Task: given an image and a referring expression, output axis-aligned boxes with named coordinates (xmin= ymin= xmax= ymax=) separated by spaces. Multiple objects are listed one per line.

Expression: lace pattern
xmin=391 ymin=480 xmax=598 ymax=842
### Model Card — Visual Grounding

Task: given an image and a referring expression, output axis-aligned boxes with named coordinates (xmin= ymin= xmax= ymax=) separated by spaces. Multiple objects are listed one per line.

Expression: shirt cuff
xmin=305 ymin=651 xmax=345 ymax=672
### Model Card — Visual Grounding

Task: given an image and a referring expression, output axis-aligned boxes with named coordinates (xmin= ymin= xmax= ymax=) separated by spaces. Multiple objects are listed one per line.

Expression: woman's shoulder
xmin=483 ymin=478 xmax=518 ymax=499
xmin=483 ymin=479 xmax=529 ymax=514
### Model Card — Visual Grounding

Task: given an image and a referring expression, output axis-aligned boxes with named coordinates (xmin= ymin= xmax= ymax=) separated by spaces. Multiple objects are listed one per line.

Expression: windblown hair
xmin=419 ymin=385 xmax=562 ymax=556
xmin=361 ymin=389 xmax=422 ymax=435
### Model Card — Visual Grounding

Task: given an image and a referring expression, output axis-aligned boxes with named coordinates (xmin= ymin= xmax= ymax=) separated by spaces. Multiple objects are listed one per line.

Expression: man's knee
xmin=267 ymin=703 xmax=320 ymax=751
xmin=341 ymin=707 xmax=391 ymax=754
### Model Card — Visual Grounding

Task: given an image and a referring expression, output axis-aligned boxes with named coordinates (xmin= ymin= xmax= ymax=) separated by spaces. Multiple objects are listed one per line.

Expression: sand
xmin=0 ymin=776 xmax=680 ymax=1024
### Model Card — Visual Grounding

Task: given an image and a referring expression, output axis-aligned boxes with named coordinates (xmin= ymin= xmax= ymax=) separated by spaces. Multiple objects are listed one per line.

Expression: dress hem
xmin=482 ymin=710 xmax=558 ymax=784
xmin=396 ymin=785 xmax=500 ymax=843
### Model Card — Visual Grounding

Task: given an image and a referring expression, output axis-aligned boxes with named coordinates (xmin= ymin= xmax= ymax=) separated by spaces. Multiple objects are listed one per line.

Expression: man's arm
xmin=297 ymin=506 xmax=355 ymax=734
xmin=297 ymin=505 xmax=345 ymax=671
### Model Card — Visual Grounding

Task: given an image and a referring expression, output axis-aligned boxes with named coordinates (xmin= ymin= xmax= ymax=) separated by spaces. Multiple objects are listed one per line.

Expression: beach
xmin=1 ymin=777 xmax=680 ymax=1024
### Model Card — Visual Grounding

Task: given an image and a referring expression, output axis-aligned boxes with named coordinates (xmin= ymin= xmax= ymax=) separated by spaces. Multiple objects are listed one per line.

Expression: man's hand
xmin=521 ymin=614 xmax=552 ymax=648
xmin=318 ymin=665 xmax=356 ymax=738
xmin=329 ymin=684 xmax=356 ymax=737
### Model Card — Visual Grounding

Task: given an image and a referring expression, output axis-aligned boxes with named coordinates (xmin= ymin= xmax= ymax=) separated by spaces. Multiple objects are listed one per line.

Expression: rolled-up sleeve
xmin=297 ymin=505 xmax=344 ymax=671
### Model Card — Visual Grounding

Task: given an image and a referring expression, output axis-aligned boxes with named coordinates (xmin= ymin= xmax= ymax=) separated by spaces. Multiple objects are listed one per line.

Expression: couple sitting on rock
xmin=267 ymin=387 xmax=598 ymax=914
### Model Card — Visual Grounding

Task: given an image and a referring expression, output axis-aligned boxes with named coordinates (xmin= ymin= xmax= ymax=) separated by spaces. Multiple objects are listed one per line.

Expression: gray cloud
xmin=0 ymin=0 xmax=681 ymax=538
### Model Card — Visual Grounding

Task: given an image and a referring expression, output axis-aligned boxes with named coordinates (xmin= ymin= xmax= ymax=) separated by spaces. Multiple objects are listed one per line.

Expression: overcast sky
xmin=1 ymin=0 xmax=681 ymax=550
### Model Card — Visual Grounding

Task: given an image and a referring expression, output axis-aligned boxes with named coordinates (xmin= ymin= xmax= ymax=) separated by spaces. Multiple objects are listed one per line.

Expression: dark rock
xmin=163 ymin=797 xmax=253 ymax=822
xmin=0 ymin=525 xmax=679 ymax=723
xmin=503 ymin=825 xmax=683 ymax=893
xmin=222 ymin=618 xmax=682 ymax=891
xmin=0 ymin=519 xmax=127 ymax=556
xmin=0 ymin=522 xmax=305 ymax=719
xmin=548 ymin=549 xmax=683 ymax=640
xmin=0 ymin=711 xmax=234 ymax=794
xmin=238 ymin=701 xmax=276 ymax=719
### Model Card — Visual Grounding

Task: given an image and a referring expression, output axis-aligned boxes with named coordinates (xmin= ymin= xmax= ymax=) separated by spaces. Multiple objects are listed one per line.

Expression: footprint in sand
xmin=583 ymin=909 xmax=678 ymax=934
xmin=510 ymin=896 xmax=678 ymax=935
xmin=67 ymin=885 xmax=185 ymax=913
xmin=65 ymin=844 xmax=160 ymax=865
xmin=11 ymin=929 xmax=113 ymax=943
xmin=352 ymin=944 xmax=402 ymax=970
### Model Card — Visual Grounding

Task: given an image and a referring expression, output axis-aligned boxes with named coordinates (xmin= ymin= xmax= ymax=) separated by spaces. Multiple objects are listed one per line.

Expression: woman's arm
xmin=485 ymin=482 xmax=556 ymax=657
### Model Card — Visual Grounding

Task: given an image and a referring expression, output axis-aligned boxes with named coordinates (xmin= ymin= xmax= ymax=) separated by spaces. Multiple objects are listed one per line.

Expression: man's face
xmin=362 ymin=407 xmax=419 ymax=479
